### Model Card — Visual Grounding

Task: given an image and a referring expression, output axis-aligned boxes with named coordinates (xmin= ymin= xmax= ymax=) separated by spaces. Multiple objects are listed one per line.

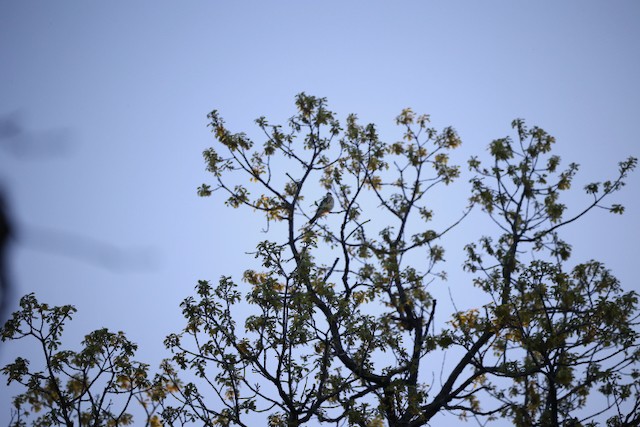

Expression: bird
xmin=309 ymin=192 xmax=334 ymax=224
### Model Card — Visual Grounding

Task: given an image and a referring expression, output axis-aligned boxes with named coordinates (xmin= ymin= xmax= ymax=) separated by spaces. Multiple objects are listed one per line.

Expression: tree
xmin=157 ymin=94 xmax=639 ymax=426
xmin=1 ymin=293 xmax=169 ymax=427
xmin=3 ymin=94 xmax=638 ymax=426
xmin=461 ymin=123 xmax=640 ymax=426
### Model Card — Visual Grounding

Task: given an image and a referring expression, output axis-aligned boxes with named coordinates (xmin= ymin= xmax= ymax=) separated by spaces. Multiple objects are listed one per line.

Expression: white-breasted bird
xmin=309 ymin=192 xmax=334 ymax=224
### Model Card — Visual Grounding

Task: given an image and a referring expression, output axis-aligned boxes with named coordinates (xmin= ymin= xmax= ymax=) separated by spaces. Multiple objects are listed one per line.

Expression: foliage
xmin=162 ymin=94 xmax=639 ymax=426
xmin=463 ymin=123 xmax=640 ymax=425
xmin=3 ymin=94 xmax=639 ymax=427
xmin=1 ymin=293 xmax=167 ymax=427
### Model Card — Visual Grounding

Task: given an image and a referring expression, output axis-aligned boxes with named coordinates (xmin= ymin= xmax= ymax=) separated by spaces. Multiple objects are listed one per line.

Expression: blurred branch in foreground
xmin=19 ymin=223 xmax=158 ymax=272
xmin=0 ymin=111 xmax=73 ymax=158
xmin=0 ymin=110 xmax=157 ymax=324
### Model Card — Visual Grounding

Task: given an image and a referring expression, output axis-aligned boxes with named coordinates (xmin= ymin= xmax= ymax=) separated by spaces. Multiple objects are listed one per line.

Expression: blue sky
xmin=1 ymin=1 xmax=639 ymax=424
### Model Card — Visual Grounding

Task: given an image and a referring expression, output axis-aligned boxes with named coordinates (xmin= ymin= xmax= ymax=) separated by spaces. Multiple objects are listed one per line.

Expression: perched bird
xmin=309 ymin=192 xmax=334 ymax=224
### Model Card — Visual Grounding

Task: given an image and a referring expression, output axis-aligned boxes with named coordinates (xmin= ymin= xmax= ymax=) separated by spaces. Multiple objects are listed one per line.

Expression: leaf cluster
xmin=1 ymin=293 xmax=166 ymax=427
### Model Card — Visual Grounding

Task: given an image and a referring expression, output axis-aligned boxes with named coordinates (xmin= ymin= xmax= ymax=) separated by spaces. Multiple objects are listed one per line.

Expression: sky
xmin=1 ymin=1 xmax=639 ymax=425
